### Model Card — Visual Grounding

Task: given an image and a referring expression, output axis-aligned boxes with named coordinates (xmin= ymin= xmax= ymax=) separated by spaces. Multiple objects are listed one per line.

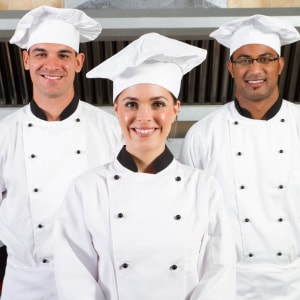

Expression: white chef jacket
xmin=54 ymin=148 xmax=236 ymax=300
xmin=0 ymin=100 xmax=122 ymax=300
xmin=179 ymin=100 xmax=300 ymax=300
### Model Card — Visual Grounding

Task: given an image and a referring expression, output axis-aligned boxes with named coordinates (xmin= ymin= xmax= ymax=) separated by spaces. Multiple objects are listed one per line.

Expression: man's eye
xmin=35 ymin=53 xmax=46 ymax=57
xmin=257 ymin=57 xmax=270 ymax=63
xmin=238 ymin=59 xmax=252 ymax=65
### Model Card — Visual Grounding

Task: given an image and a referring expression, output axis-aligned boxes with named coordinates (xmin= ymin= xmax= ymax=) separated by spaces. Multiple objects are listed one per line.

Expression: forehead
xmin=29 ymin=43 xmax=75 ymax=53
xmin=233 ymin=44 xmax=278 ymax=57
xmin=120 ymin=83 xmax=172 ymax=98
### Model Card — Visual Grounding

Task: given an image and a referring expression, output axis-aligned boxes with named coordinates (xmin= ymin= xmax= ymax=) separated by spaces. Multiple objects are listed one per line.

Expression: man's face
xmin=23 ymin=43 xmax=85 ymax=101
xmin=228 ymin=44 xmax=284 ymax=104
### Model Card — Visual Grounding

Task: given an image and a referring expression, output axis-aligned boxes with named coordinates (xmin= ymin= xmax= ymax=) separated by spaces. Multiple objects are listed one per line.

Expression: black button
xmin=170 ymin=264 xmax=178 ymax=270
xmin=37 ymin=224 xmax=43 ymax=229
xmin=280 ymin=119 xmax=285 ymax=122
xmin=248 ymin=253 xmax=254 ymax=257
xmin=121 ymin=263 xmax=128 ymax=269
xmin=174 ymin=215 xmax=181 ymax=220
xmin=75 ymin=118 xmax=80 ymax=122
xmin=240 ymin=185 xmax=245 ymax=189
xmin=277 ymin=252 xmax=282 ymax=256
xmin=244 ymin=218 xmax=250 ymax=222
xmin=278 ymin=218 xmax=283 ymax=222
xmin=117 ymin=213 xmax=124 ymax=218
xmin=234 ymin=121 xmax=239 ymax=125
xmin=33 ymin=188 xmax=39 ymax=193
xmin=237 ymin=152 xmax=242 ymax=156
xmin=175 ymin=176 xmax=181 ymax=182
xmin=30 ymin=154 xmax=36 ymax=158
xmin=279 ymin=150 xmax=284 ymax=154
xmin=42 ymin=259 xmax=48 ymax=263
xmin=28 ymin=123 xmax=33 ymax=127
xmin=278 ymin=185 xmax=284 ymax=189
xmin=114 ymin=175 xmax=120 ymax=180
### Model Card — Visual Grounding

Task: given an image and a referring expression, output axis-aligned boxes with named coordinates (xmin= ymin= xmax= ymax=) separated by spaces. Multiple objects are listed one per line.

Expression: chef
xmin=179 ymin=15 xmax=300 ymax=300
xmin=54 ymin=32 xmax=236 ymax=300
xmin=0 ymin=5 xmax=122 ymax=300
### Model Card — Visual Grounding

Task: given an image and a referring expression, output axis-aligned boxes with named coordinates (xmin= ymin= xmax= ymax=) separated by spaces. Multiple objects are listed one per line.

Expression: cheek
xmin=157 ymin=112 xmax=174 ymax=126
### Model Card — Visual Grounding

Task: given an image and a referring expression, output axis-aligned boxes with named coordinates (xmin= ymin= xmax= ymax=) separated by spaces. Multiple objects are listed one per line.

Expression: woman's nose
xmin=137 ymin=106 xmax=152 ymax=122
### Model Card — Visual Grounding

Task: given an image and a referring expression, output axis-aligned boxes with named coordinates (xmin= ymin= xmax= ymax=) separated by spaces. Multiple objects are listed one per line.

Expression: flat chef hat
xmin=86 ymin=32 xmax=207 ymax=100
xmin=210 ymin=14 xmax=300 ymax=57
xmin=9 ymin=5 xmax=102 ymax=52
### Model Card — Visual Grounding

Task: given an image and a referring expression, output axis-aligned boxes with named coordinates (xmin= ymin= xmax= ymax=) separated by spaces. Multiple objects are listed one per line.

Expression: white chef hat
xmin=86 ymin=32 xmax=207 ymax=101
xmin=210 ymin=14 xmax=300 ymax=57
xmin=9 ymin=5 xmax=102 ymax=52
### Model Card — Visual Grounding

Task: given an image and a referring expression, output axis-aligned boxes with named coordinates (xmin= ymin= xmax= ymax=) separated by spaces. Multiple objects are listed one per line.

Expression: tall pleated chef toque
xmin=209 ymin=14 xmax=300 ymax=57
xmin=9 ymin=5 xmax=102 ymax=52
xmin=86 ymin=32 xmax=207 ymax=101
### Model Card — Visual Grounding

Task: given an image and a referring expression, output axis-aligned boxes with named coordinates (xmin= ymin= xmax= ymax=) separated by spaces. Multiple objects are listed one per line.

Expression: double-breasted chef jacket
xmin=54 ymin=146 xmax=236 ymax=300
xmin=0 ymin=96 xmax=122 ymax=300
xmin=180 ymin=98 xmax=300 ymax=300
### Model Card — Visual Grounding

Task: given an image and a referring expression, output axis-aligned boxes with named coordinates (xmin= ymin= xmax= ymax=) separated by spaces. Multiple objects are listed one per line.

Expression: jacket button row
xmin=120 ymin=263 xmax=178 ymax=271
xmin=116 ymin=213 xmax=181 ymax=220
xmin=248 ymin=252 xmax=283 ymax=258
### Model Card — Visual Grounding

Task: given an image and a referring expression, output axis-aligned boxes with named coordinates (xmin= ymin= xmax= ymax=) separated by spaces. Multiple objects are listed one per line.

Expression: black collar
xmin=117 ymin=145 xmax=174 ymax=173
xmin=234 ymin=97 xmax=282 ymax=120
xmin=30 ymin=95 xmax=80 ymax=121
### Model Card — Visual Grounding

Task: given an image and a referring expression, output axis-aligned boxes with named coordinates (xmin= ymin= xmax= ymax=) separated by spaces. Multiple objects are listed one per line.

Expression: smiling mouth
xmin=42 ymin=75 xmax=62 ymax=80
xmin=134 ymin=128 xmax=156 ymax=135
xmin=247 ymin=79 xmax=265 ymax=84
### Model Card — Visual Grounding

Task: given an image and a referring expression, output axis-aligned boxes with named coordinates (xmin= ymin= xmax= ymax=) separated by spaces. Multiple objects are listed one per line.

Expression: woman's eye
xmin=125 ymin=102 xmax=137 ymax=108
xmin=153 ymin=102 xmax=166 ymax=108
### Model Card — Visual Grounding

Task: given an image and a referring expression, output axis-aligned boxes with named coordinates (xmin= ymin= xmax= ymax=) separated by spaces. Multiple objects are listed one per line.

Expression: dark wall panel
xmin=0 ymin=39 xmax=299 ymax=106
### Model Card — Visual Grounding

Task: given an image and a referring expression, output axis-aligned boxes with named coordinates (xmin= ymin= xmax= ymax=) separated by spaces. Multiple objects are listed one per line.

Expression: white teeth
xmin=248 ymin=80 xmax=264 ymax=84
xmin=44 ymin=75 xmax=61 ymax=80
xmin=135 ymin=128 xmax=154 ymax=134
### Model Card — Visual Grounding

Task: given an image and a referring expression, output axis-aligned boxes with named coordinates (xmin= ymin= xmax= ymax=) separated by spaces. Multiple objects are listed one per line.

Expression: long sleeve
xmin=190 ymin=177 xmax=236 ymax=300
xmin=54 ymin=180 xmax=105 ymax=300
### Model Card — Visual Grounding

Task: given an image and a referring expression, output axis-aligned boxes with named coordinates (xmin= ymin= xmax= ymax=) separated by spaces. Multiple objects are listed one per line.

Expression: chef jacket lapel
xmin=22 ymin=112 xmax=87 ymax=261
xmin=106 ymin=160 xmax=206 ymax=300
xmin=227 ymin=102 xmax=299 ymax=263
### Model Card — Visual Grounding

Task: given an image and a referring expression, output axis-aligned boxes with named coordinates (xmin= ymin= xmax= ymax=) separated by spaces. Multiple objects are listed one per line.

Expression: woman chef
xmin=54 ymin=32 xmax=236 ymax=300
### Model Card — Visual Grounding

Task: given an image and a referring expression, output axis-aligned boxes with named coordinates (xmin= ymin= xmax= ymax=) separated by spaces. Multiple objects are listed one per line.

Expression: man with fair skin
xmin=0 ymin=6 xmax=122 ymax=300
xmin=180 ymin=15 xmax=300 ymax=299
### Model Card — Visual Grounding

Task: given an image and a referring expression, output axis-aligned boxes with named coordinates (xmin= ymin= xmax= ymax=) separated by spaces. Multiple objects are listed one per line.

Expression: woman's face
xmin=114 ymin=83 xmax=180 ymax=157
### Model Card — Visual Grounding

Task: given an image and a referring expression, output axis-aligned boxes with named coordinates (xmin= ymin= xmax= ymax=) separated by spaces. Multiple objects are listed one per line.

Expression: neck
xmin=126 ymin=146 xmax=165 ymax=174
xmin=33 ymin=91 xmax=74 ymax=121
xmin=237 ymin=93 xmax=279 ymax=120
